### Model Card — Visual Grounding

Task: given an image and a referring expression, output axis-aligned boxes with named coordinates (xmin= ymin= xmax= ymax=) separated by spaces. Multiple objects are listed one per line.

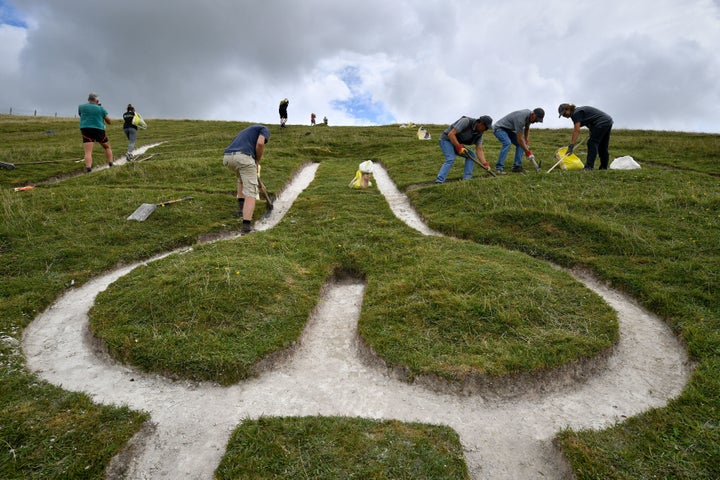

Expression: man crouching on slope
xmin=223 ymin=124 xmax=270 ymax=234
xmin=435 ymin=115 xmax=493 ymax=184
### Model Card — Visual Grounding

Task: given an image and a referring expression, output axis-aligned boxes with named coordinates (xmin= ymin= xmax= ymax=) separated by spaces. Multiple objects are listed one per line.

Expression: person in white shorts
xmin=222 ymin=124 xmax=270 ymax=233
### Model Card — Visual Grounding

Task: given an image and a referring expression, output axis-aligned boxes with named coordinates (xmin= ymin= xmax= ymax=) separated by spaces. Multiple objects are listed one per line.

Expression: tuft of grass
xmin=216 ymin=417 xmax=469 ymax=479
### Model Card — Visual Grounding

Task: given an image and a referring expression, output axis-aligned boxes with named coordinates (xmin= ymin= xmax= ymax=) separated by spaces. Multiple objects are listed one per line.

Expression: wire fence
xmin=1 ymin=106 xmax=76 ymax=118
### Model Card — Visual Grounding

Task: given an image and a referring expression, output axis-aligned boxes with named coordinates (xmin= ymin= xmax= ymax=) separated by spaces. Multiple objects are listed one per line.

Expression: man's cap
xmin=478 ymin=115 xmax=493 ymax=129
xmin=558 ymin=103 xmax=570 ymax=117
xmin=532 ymin=108 xmax=545 ymax=122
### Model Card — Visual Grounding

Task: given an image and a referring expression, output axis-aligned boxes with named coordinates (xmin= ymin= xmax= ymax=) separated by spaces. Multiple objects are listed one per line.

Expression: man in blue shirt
xmin=558 ymin=103 xmax=614 ymax=170
xmin=435 ymin=115 xmax=493 ymax=183
xmin=223 ymin=124 xmax=270 ymax=233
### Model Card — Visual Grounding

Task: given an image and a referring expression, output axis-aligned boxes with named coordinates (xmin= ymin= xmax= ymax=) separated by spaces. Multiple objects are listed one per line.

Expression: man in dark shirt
xmin=558 ymin=104 xmax=614 ymax=170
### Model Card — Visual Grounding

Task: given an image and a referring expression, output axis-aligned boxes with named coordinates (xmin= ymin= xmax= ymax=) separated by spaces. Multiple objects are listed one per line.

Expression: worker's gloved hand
xmin=567 ymin=144 xmax=575 ymax=154
xmin=455 ymin=145 xmax=467 ymax=156
xmin=525 ymin=150 xmax=533 ymax=157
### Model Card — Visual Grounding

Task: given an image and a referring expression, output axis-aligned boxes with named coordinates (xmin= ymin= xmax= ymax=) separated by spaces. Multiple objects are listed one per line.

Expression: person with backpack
xmin=435 ymin=115 xmax=493 ymax=184
xmin=558 ymin=103 xmax=614 ymax=170
xmin=492 ymin=108 xmax=544 ymax=174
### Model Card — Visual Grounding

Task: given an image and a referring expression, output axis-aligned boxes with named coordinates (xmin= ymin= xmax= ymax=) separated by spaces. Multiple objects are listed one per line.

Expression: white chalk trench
xmin=22 ymin=162 xmax=691 ymax=480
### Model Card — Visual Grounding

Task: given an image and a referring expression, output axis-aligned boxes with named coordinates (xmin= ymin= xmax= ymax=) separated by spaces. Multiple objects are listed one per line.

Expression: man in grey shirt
xmin=435 ymin=115 xmax=493 ymax=183
xmin=492 ymin=108 xmax=544 ymax=173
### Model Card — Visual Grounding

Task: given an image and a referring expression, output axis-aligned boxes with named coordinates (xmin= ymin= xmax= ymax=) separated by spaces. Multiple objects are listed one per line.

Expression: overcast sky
xmin=1 ymin=0 xmax=719 ymax=132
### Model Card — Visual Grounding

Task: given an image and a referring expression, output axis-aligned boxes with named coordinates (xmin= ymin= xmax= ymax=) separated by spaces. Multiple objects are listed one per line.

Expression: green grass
xmin=89 ymin=157 xmax=616 ymax=385
xmin=217 ymin=417 xmax=468 ymax=479
xmin=1 ymin=115 xmax=719 ymax=478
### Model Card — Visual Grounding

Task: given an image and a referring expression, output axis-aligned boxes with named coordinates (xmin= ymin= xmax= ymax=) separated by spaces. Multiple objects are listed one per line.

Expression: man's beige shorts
xmin=223 ymin=152 xmax=259 ymax=199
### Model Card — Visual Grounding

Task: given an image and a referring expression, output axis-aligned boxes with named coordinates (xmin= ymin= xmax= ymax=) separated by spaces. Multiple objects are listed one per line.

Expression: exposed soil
xmin=22 ymin=160 xmax=692 ymax=479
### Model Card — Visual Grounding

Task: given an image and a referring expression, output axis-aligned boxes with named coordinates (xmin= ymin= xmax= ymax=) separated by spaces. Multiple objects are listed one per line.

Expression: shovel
xmin=127 ymin=197 xmax=194 ymax=221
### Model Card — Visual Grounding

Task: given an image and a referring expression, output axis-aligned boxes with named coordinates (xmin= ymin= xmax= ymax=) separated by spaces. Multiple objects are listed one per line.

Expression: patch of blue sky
xmin=332 ymin=94 xmax=395 ymax=125
xmin=0 ymin=1 xmax=27 ymax=28
xmin=333 ymin=65 xmax=395 ymax=125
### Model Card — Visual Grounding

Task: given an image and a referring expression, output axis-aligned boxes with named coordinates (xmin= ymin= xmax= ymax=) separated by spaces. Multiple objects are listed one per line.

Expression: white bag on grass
xmin=610 ymin=156 xmax=640 ymax=170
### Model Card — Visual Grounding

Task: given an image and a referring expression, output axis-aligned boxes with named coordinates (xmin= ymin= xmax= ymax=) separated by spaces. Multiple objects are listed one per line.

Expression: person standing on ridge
xmin=558 ymin=103 xmax=614 ymax=170
xmin=78 ymin=92 xmax=113 ymax=173
xmin=279 ymin=98 xmax=289 ymax=128
xmin=492 ymin=108 xmax=544 ymax=174
xmin=435 ymin=115 xmax=493 ymax=183
xmin=222 ymin=124 xmax=270 ymax=234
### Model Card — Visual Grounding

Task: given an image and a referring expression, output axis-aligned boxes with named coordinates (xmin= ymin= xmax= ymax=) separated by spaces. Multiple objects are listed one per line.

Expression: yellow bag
xmin=348 ymin=170 xmax=363 ymax=188
xmin=348 ymin=170 xmax=373 ymax=188
xmin=555 ymin=147 xmax=584 ymax=170
xmin=132 ymin=112 xmax=147 ymax=129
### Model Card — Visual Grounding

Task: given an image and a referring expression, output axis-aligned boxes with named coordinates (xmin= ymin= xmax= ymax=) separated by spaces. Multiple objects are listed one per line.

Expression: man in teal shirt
xmin=78 ymin=92 xmax=114 ymax=173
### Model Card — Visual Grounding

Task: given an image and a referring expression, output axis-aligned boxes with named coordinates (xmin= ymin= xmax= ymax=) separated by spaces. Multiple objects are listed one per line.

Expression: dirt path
xmin=22 ymin=162 xmax=691 ymax=479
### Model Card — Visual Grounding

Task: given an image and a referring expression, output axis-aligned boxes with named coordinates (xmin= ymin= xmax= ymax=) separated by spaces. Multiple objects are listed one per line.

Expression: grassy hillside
xmin=1 ymin=114 xmax=719 ymax=478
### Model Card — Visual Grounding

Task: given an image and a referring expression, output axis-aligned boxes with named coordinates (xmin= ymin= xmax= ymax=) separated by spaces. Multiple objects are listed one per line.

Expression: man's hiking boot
xmin=511 ymin=166 xmax=525 ymax=173
xmin=495 ymin=169 xmax=506 ymax=175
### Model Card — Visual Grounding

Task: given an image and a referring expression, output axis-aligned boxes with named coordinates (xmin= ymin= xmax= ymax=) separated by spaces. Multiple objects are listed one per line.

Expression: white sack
xmin=610 ymin=156 xmax=641 ymax=170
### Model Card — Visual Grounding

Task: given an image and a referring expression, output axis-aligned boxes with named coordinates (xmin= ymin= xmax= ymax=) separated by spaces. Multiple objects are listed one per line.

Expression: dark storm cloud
xmin=1 ymin=0 xmax=719 ymax=132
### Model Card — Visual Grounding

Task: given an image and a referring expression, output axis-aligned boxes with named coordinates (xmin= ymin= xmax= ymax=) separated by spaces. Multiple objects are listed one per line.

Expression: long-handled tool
xmin=127 ymin=197 xmax=194 ymax=221
xmin=460 ymin=149 xmax=497 ymax=177
xmin=258 ymin=177 xmax=274 ymax=211
xmin=257 ymin=165 xmax=274 ymax=212
xmin=547 ymin=137 xmax=585 ymax=173
xmin=1 ymin=159 xmax=84 ymax=168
